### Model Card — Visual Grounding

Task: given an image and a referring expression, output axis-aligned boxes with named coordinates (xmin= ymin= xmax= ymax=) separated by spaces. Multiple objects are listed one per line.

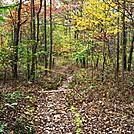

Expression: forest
xmin=0 ymin=0 xmax=134 ymax=133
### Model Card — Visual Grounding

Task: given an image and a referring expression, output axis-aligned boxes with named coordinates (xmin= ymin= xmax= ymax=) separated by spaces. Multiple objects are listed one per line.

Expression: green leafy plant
xmin=24 ymin=105 xmax=35 ymax=115
xmin=14 ymin=118 xmax=34 ymax=134
xmin=0 ymin=124 xmax=4 ymax=133
xmin=70 ymin=106 xmax=83 ymax=134
xmin=130 ymin=77 xmax=134 ymax=87
xmin=0 ymin=4 xmax=8 ymax=23
xmin=4 ymin=91 xmax=24 ymax=103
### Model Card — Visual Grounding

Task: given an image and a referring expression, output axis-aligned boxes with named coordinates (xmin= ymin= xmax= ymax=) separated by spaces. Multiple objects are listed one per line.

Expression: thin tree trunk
xmin=36 ymin=0 xmax=42 ymax=75
xmin=30 ymin=0 xmax=36 ymax=81
xmin=49 ymin=0 xmax=53 ymax=69
xmin=44 ymin=0 xmax=48 ymax=74
xmin=12 ymin=0 xmax=22 ymax=79
xmin=27 ymin=43 xmax=30 ymax=80
xmin=116 ymin=6 xmax=120 ymax=82
xmin=102 ymin=41 xmax=106 ymax=82
xmin=74 ymin=30 xmax=78 ymax=40
xmin=122 ymin=0 xmax=127 ymax=89
xmin=91 ymin=45 xmax=94 ymax=83
xmin=37 ymin=0 xmax=42 ymax=43
xmin=122 ymin=0 xmax=127 ymax=70
xmin=128 ymin=33 xmax=134 ymax=71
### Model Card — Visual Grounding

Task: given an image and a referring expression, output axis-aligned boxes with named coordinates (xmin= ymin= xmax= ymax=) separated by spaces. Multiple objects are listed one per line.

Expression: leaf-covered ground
xmin=0 ymin=65 xmax=134 ymax=134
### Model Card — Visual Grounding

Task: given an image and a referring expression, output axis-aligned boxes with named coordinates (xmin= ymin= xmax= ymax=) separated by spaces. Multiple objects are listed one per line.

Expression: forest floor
xmin=0 ymin=64 xmax=134 ymax=134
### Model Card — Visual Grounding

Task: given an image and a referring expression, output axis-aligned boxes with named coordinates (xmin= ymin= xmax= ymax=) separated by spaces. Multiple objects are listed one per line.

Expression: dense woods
xmin=0 ymin=0 xmax=133 ymax=133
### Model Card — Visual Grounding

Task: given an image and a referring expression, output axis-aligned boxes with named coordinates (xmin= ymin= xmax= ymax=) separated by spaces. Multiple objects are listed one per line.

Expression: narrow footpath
xmin=33 ymin=67 xmax=75 ymax=134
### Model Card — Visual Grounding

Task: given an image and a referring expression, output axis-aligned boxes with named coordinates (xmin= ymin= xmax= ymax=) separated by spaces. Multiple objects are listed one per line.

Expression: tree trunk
xmin=30 ymin=0 xmax=36 ymax=81
xmin=44 ymin=0 xmax=48 ymax=74
xmin=122 ymin=0 xmax=127 ymax=70
xmin=12 ymin=0 xmax=22 ymax=79
xmin=128 ymin=33 xmax=134 ymax=71
xmin=116 ymin=6 xmax=120 ymax=82
xmin=27 ymin=43 xmax=30 ymax=80
xmin=122 ymin=0 xmax=127 ymax=89
xmin=49 ymin=0 xmax=53 ymax=70
xmin=36 ymin=0 xmax=42 ymax=74
xmin=102 ymin=31 xmax=106 ymax=82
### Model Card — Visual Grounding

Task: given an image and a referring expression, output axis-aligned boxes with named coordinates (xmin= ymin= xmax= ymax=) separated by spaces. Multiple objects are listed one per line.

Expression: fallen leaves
xmin=0 ymin=65 xmax=133 ymax=133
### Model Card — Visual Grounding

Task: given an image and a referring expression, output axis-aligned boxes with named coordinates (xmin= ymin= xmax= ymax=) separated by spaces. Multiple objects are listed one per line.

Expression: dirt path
xmin=33 ymin=67 xmax=75 ymax=134
xmin=32 ymin=65 xmax=134 ymax=134
xmin=1 ymin=64 xmax=133 ymax=134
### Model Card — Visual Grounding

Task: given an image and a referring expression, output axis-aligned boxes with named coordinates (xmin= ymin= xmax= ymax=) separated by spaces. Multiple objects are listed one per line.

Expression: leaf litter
xmin=0 ymin=65 xmax=133 ymax=134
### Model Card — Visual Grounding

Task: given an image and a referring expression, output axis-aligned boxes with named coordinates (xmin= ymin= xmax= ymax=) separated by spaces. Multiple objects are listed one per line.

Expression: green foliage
xmin=0 ymin=46 xmax=12 ymax=67
xmin=0 ymin=123 xmax=4 ymax=133
xmin=1 ymin=90 xmax=36 ymax=133
xmin=14 ymin=119 xmax=34 ymax=134
xmin=130 ymin=77 xmax=134 ymax=87
xmin=70 ymin=106 xmax=83 ymax=133
xmin=0 ymin=3 xmax=8 ymax=23
xmin=72 ymin=69 xmax=88 ymax=84
xmin=4 ymin=91 xmax=24 ymax=103
xmin=24 ymin=105 xmax=35 ymax=115
xmin=0 ymin=16 xmax=6 ymax=23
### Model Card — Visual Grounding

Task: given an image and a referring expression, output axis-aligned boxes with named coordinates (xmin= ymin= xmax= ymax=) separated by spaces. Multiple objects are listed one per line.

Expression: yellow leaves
xmin=73 ymin=17 xmax=90 ymax=31
xmin=107 ymin=26 xmax=121 ymax=35
xmin=72 ymin=14 xmax=78 ymax=20
xmin=125 ymin=17 xmax=129 ymax=22
xmin=91 ymin=20 xmax=99 ymax=25
xmin=72 ymin=0 xmax=123 ymax=39
xmin=108 ymin=29 xmax=118 ymax=34
xmin=110 ymin=2 xmax=117 ymax=8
